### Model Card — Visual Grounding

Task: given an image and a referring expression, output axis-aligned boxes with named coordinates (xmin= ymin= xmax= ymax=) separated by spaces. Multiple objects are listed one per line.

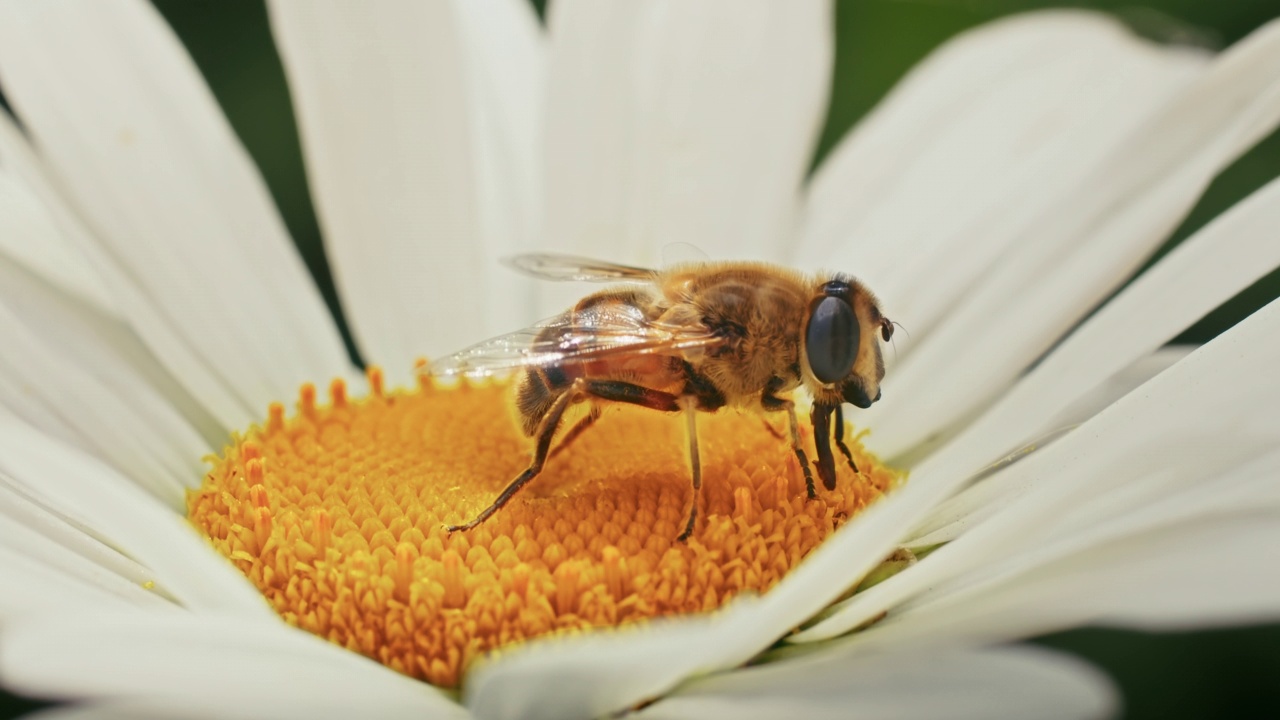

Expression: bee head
xmin=803 ymin=277 xmax=889 ymax=409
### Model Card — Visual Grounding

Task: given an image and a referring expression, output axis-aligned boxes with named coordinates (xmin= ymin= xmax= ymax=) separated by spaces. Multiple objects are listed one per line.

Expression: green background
xmin=3 ymin=1 xmax=1279 ymax=717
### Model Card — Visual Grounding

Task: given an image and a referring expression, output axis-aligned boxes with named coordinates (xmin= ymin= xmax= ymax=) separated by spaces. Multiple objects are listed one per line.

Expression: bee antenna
xmin=891 ymin=320 xmax=910 ymax=339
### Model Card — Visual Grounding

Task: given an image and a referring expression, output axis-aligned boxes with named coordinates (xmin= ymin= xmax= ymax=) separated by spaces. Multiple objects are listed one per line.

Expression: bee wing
xmin=503 ymin=253 xmax=657 ymax=283
xmin=430 ymin=304 xmax=722 ymax=378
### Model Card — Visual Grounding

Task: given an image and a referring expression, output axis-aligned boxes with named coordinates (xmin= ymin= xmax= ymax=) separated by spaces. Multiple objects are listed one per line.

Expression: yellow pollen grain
xmin=188 ymin=368 xmax=901 ymax=688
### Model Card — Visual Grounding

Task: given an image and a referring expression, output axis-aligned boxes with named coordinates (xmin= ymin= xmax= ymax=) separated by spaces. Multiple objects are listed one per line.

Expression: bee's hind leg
xmin=446 ymin=380 xmax=582 ymax=533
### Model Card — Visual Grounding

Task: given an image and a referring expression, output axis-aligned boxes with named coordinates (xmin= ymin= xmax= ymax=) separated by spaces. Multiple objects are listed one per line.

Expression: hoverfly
xmin=431 ymin=254 xmax=892 ymax=541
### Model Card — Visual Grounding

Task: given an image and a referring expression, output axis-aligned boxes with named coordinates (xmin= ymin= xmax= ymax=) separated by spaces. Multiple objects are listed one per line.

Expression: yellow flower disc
xmin=188 ymin=368 xmax=901 ymax=688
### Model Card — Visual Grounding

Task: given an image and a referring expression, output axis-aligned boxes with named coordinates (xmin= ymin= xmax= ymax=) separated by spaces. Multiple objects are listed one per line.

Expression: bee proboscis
xmin=430 ymin=254 xmax=893 ymax=541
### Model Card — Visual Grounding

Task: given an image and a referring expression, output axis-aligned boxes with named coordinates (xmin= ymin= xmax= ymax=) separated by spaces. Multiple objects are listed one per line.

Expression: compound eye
xmin=806 ymin=296 xmax=860 ymax=384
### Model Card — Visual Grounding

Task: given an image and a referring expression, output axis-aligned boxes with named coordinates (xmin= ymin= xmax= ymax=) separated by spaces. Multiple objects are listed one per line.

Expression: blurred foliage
xmin=3 ymin=0 xmax=1278 ymax=718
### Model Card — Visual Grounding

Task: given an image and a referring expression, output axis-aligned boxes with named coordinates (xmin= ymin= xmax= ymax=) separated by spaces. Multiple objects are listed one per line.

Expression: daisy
xmin=0 ymin=1 xmax=1279 ymax=718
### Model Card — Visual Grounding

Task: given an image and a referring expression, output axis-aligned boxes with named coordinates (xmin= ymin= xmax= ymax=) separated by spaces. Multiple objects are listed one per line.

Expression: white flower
xmin=0 ymin=1 xmax=1279 ymax=718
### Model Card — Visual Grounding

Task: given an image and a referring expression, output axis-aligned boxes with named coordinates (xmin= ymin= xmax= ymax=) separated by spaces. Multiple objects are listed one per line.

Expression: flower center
xmin=188 ymin=367 xmax=901 ymax=688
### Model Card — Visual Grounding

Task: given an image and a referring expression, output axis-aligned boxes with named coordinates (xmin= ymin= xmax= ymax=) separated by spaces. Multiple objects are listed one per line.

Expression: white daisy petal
xmin=0 ymin=545 xmax=141 ymax=617
xmin=800 ymin=11 xmax=1203 ymax=324
xmin=0 ymin=0 xmax=352 ymax=425
xmin=0 ymin=412 xmax=269 ymax=616
xmin=794 ymin=294 xmax=1280 ymax=641
xmin=543 ymin=0 xmax=830 ymax=273
xmin=936 ymin=446 xmax=1280 ymax=614
xmin=1037 ymin=345 xmax=1195 ymax=438
xmin=0 ymin=479 xmax=160 ymax=599
xmin=867 ymin=18 xmax=1280 ymax=458
xmin=0 ymin=510 xmax=166 ymax=612
xmin=909 ymin=174 xmax=1280 ymax=544
xmin=454 ymin=0 xmax=546 ymax=337
xmin=465 ymin=596 xmax=769 ymax=720
xmin=907 ymin=350 xmax=1198 ymax=549
xmin=879 ymin=449 xmax=1280 ymax=642
xmin=0 ymin=615 xmax=467 ymax=719
xmin=0 ymin=115 xmax=115 ymax=315
xmin=854 ymin=507 xmax=1280 ymax=654
xmin=0 ymin=112 xmax=231 ymax=439
xmin=0 ymin=173 xmax=216 ymax=497
xmin=270 ymin=0 xmax=543 ymax=384
xmin=639 ymin=645 xmax=1115 ymax=720
xmin=0 ymin=296 xmax=185 ymax=507
xmin=0 ymin=254 xmax=220 ymax=459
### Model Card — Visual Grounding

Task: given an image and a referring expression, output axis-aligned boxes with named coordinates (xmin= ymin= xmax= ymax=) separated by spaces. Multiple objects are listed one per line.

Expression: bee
xmin=431 ymin=254 xmax=893 ymax=541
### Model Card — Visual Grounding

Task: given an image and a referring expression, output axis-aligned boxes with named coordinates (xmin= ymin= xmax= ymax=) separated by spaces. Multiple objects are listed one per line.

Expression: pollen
xmin=188 ymin=368 xmax=901 ymax=688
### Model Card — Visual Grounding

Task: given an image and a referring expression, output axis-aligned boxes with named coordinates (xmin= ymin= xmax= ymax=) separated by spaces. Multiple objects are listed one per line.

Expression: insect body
xmin=431 ymin=254 xmax=893 ymax=541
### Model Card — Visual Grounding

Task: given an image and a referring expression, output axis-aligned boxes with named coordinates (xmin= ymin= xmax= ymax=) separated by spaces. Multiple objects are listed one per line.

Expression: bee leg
xmin=569 ymin=381 xmax=698 ymax=540
xmin=677 ymin=397 xmax=702 ymax=543
xmin=764 ymin=394 xmax=817 ymax=499
xmin=549 ymin=404 xmax=602 ymax=460
xmin=810 ymin=403 xmax=838 ymax=492
xmin=833 ymin=404 xmax=859 ymax=474
xmin=446 ymin=380 xmax=582 ymax=533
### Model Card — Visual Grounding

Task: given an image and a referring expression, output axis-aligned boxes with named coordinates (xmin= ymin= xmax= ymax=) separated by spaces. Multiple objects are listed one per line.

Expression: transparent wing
xmin=503 ymin=253 xmax=657 ymax=283
xmin=430 ymin=302 xmax=722 ymax=378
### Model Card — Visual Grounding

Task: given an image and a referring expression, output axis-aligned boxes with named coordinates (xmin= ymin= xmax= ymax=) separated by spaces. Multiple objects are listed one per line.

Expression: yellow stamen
xmin=188 ymin=367 xmax=901 ymax=688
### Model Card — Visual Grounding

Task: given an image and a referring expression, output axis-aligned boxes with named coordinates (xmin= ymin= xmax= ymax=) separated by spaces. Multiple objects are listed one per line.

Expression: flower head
xmin=0 ymin=1 xmax=1279 ymax=718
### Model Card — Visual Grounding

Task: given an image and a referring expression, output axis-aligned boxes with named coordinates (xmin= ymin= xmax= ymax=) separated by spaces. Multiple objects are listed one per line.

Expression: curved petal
xmin=640 ymin=645 xmax=1115 ymax=720
xmin=0 ymin=411 xmax=270 ymax=616
xmin=0 ymin=267 xmax=209 ymax=507
xmin=852 ymin=508 xmax=1280 ymax=654
xmin=0 ymin=114 xmax=233 ymax=438
xmin=0 ymin=0 xmax=353 ymax=427
xmin=0 ymin=614 xmax=467 ymax=719
xmin=0 ymin=545 xmax=143 ymax=618
xmin=0 ymin=480 xmax=162 ymax=607
xmin=0 ymin=500 xmax=169 ymax=614
xmin=0 ymin=114 xmax=115 ymax=315
xmin=269 ymin=0 xmax=544 ymax=386
xmin=858 ymin=451 xmax=1280 ymax=650
xmin=800 ymin=11 xmax=1204 ymax=325
xmin=465 ymin=596 xmax=771 ymax=720
xmin=867 ymin=17 xmax=1280 ymax=457
xmin=542 ymin=0 xmax=830 ymax=294
xmin=909 ymin=174 xmax=1280 ymax=544
xmin=0 ymin=157 xmax=219 ymax=498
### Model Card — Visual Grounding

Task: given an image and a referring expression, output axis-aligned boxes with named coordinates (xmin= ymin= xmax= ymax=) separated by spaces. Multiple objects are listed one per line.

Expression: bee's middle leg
xmin=677 ymin=397 xmax=701 ymax=542
xmin=763 ymin=394 xmax=818 ymax=499
xmin=569 ymin=380 xmax=702 ymax=540
xmin=549 ymin=403 xmax=602 ymax=460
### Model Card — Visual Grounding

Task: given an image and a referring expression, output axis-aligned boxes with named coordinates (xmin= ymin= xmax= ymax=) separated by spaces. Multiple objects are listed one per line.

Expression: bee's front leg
xmin=832 ymin=404 xmax=859 ymax=475
xmin=810 ymin=403 xmax=838 ymax=492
